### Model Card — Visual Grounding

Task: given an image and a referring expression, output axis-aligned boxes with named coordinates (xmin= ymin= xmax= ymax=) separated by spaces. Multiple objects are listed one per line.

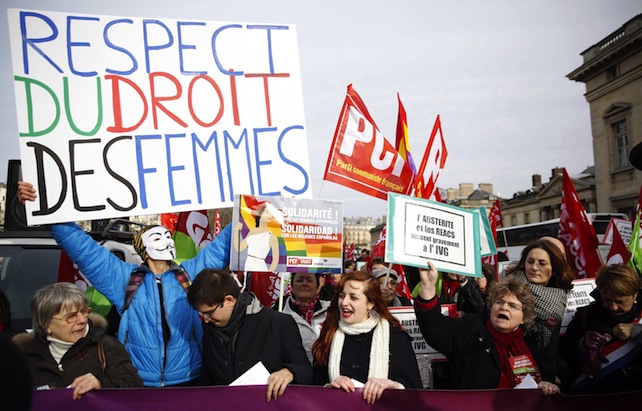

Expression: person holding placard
xmin=187 ymin=268 xmax=312 ymax=401
xmin=415 ymin=262 xmax=560 ymax=395
xmin=17 ymin=181 xmax=232 ymax=387
xmin=312 ymin=270 xmax=422 ymax=404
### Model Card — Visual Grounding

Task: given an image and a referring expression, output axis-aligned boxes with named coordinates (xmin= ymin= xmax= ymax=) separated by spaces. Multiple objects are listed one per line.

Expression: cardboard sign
xmin=386 ymin=193 xmax=481 ymax=277
xmin=8 ymin=9 xmax=312 ymax=224
xmin=230 ymin=195 xmax=342 ymax=273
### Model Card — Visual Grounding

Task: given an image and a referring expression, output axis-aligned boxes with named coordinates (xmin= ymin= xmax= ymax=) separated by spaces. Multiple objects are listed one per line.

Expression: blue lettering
xmin=192 ymin=130 xmax=221 ymax=203
xmin=254 ymin=127 xmax=279 ymax=196
xmin=166 ymin=133 xmax=190 ymax=206
xmin=143 ymin=19 xmax=174 ymax=73
xmin=135 ymin=134 xmax=163 ymax=208
xmin=104 ymin=19 xmax=138 ymax=75
xmin=246 ymin=25 xmax=289 ymax=74
xmin=279 ymin=125 xmax=309 ymax=194
xmin=177 ymin=21 xmax=207 ymax=76
xmin=66 ymin=15 xmax=99 ymax=77
xmin=211 ymin=24 xmax=243 ymax=76
xmin=20 ymin=11 xmax=63 ymax=74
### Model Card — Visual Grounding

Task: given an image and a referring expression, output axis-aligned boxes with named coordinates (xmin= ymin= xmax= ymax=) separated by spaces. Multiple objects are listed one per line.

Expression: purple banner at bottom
xmin=31 ymin=384 xmax=642 ymax=411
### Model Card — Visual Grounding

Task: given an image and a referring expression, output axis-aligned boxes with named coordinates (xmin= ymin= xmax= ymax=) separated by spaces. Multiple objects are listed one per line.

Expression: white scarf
xmin=328 ymin=311 xmax=390 ymax=382
xmin=47 ymin=324 xmax=89 ymax=366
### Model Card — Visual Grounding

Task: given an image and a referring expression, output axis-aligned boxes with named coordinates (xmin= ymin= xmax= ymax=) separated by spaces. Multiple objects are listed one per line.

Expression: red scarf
xmin=292 ymin=295 xmax=318 ymax=325
xmin=485 ymin=320 xmax=535 ymax=388
xmin=441 ymin=277 xmax=459 ymax=302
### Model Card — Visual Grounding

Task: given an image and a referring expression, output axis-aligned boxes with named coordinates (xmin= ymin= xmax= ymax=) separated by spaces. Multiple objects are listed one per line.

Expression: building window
xmin=511 ymin=216 xmax=517 ymax=226
xmin=606 ymin=64 xmax=619 ymax=80
xmin=613 ymin=120 xmax=629 ymax=168
xmin=524 ymin=213 xmax=530 ymax=224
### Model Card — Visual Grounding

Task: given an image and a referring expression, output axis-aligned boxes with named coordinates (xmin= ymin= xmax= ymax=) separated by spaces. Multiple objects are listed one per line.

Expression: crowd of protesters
xmin=3 ymin=181 xmax=642 ymax=408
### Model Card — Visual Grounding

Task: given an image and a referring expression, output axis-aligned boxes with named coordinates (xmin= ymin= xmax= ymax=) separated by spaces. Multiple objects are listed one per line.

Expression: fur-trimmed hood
xmin=11 ymin=313 xmax=108 ymax=351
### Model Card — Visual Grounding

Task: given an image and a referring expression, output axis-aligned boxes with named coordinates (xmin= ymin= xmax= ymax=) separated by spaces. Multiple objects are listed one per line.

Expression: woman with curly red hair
xmin=312 ymin=271 xmax=421 ymax=404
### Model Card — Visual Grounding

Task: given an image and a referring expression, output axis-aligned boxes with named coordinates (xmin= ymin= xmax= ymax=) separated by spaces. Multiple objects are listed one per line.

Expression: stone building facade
xmin=343 ymin=216 xmax=384 ymax=253
xmin=447 ymin=183 xmax=499 ymax=214
xmin=567 ymin=13 xmax=642 ymax=218
xmin=501 ymin=167 xmax=597 ymax=227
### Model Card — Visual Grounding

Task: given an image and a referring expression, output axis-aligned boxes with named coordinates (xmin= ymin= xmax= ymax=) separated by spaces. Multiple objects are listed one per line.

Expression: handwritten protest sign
xmin=230 ymin=195 xmax=342 ymax=273
xmin=8 ymin=9 xmax=311 ymax=225
xmin=386 ymin=193 xmax=481 ymax=277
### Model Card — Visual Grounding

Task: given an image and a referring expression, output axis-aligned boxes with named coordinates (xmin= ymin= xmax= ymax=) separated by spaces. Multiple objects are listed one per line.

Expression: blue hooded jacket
xmin=50 ymin=222 xmax=231 ymax=386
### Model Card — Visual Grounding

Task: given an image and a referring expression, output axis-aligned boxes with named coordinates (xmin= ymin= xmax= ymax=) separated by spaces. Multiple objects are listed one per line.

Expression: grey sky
xmin=2 ymin=0 xmax=641 ymax=219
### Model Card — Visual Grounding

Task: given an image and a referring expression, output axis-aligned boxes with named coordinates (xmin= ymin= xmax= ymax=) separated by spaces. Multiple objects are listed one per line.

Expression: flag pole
xmin=277 ymin=272 xmax=285 ymax=312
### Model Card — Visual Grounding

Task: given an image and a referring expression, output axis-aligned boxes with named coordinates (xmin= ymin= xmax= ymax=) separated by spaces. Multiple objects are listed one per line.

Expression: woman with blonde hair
xmin=312 ymin=271 xmax=421 ymax=404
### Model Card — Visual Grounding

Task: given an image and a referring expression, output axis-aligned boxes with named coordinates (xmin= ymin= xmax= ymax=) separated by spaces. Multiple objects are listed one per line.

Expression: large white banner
xmin=8 ymin=9 xmax=312 ymax=224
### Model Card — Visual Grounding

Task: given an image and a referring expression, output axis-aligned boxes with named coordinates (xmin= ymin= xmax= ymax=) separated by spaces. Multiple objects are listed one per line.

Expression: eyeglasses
xmin=493 ymin=299 xmax=523 ymax=311
xmin=51 ymin=307 xmax=92 ymax=323
xmin=199 ymin=303 xmax=223 ymax=321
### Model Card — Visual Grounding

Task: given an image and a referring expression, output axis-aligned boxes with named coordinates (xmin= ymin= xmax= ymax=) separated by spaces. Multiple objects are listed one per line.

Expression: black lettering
xmin=27 ymin=142 xmax=67 ymax=216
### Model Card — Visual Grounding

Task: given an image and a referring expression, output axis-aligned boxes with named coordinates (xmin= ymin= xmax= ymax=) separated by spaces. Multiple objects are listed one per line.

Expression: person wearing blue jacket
xmin=18 ymin=181 xmax=232 ymax=387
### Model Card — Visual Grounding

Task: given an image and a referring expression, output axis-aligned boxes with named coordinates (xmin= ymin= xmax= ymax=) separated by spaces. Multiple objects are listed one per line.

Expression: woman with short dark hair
xmin=560 ymin=264 xmax=642 ymax=394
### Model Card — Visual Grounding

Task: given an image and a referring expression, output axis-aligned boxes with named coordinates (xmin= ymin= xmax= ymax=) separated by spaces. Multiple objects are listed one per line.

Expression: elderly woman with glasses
xmin=415 ymin=262 xmax=560 ymax=395
xmin=12 ymin=283 xmax=142 ymax=400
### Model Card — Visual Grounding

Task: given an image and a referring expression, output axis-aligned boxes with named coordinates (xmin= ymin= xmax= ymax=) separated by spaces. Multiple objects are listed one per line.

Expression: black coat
xmin=558 ymin=291 xmax=642 ymax=394
xmin=415 ymin=297 xmax=555 ymax=389
xmin=19 ymin=319 xmax=142 ymax=389
xmin=200 ymin=306 xmax=313 ymax=385
xmin=313 ymin=326 xmax=423 ymax=389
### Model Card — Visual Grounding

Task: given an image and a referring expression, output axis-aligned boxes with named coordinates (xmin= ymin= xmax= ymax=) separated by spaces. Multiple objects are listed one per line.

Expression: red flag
xmin=487 ymin=199 xmax=503 ymax=244
xmin=57 ymin=251 xmax=90 ymax=287
xmin=414 ymin=115 xmax=447 ymax=200
xmin=174 ymin=210 xmax=213 ymax=261
xmin=323 ymin=84 xmax=415 ymax=200
xmin=370 ymin=225 xmax=412 ymax=300
xmin=161 ymin=213 xmax=178 ymax=234
xmin=214 ymin=209 xmax=221 ymax=237
xmin=558 ymin=168 xmax=602 ymax=278
xmin=347 ymin=243 xmax=355 ymax=259
xmin=250 ymin=272 xmax=288 ymax=307
xmin=606 ymin=226 xmax=631 ymax=265
xmin=395 ymin=94 xmax=417 ymax=176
